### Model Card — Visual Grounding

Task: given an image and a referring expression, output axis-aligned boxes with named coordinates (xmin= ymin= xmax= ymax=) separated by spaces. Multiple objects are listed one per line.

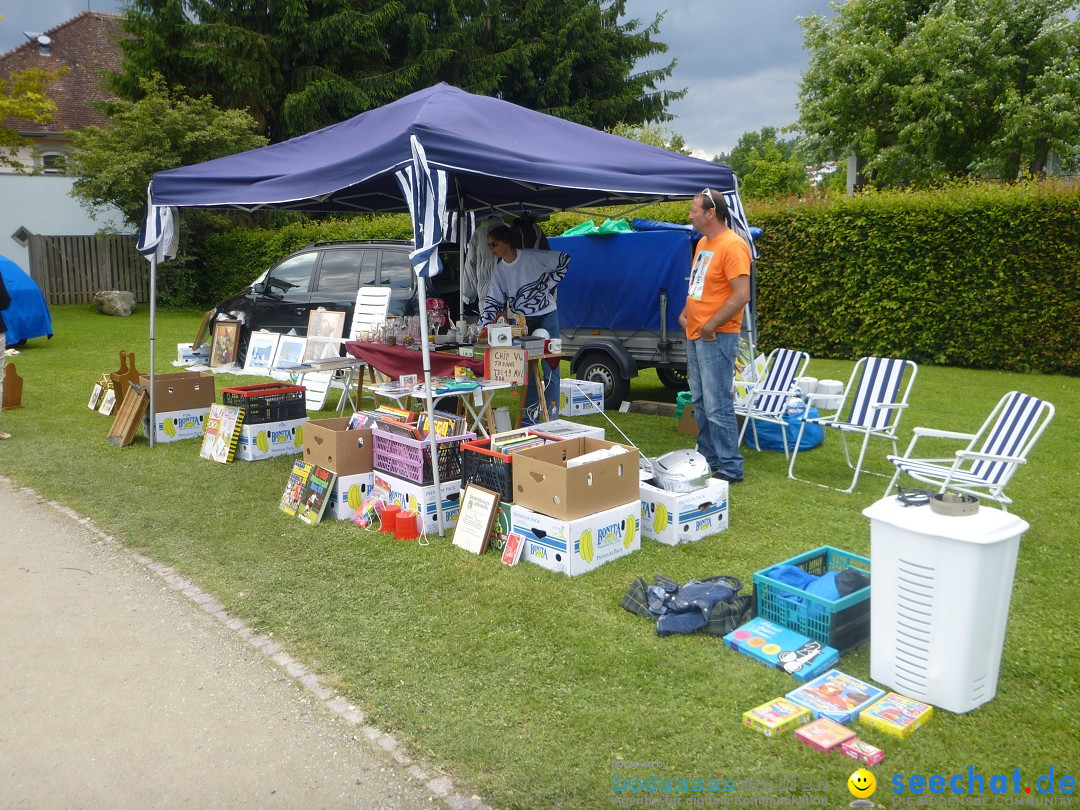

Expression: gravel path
xmin=0 ymin=476 xmax=484 ymax=809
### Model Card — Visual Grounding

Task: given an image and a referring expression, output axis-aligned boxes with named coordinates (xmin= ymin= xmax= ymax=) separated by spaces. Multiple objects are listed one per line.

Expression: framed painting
xmin=452 ymin=484 xmax=500 ymax=555
xmin=272 ymin=335 xmax=307 ymax=371
xmin=243 ymin=330 xmax=281 ymax=373
xmin=303 ymin=308 xmax=347 ymax=362
xmin=210 ymin=319 xmax=241 ymax=367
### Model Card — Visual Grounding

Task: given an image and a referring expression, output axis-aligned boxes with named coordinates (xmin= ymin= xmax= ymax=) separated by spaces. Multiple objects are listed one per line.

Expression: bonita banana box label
xmin=142 ymin=407 xmax=210 ymax=443
xmin=639 ymin=479 xmax=728 ymax=546
xmin=510 ymin=500 xmax=640 ymax=576
xmin=328 ymin=473 xmax=375 ymax=521
xmin=236 ymin=418 xmax=306 ymax=461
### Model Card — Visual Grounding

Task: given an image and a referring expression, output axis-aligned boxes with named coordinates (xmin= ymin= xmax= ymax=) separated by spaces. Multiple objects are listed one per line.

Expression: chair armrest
xmin=870 ymin=401 xmax=908 ymax=410
xmin=912 ymin=427 xmax=976 ymax=440
xmin=955 ymin=450 xmax=1027 ymax=465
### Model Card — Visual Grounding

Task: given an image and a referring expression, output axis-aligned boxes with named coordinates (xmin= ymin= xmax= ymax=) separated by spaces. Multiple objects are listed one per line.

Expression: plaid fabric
xmin=704 ymin=594 xmax=754 ymax=637
xmin=622 ymin=574 xmax=750 ymax=637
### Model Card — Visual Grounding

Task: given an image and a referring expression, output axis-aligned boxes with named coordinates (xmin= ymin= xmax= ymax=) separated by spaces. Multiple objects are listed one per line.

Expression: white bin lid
xmin=863 ymin=496 xmax=1029 ymax=544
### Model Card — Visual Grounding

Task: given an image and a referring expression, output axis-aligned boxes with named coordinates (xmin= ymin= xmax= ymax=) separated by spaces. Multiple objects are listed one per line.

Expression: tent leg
xmin=149 ymin=254 xmax=157 ymax=449
xmin=417 ymin=276 xmax=445 ymax=538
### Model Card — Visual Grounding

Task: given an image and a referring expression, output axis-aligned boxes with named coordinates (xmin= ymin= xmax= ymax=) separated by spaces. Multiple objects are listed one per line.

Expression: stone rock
xmin=95 ymin=291 xmax=136 ymax=316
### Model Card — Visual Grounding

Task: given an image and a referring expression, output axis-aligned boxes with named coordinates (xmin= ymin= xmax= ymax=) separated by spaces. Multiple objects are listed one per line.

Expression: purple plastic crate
xmin=372 ymin=428 xmax=475 ymax=485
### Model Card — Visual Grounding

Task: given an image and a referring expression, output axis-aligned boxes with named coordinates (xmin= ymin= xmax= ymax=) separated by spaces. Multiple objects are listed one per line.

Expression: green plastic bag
xmin=561 ymin=220 xmax=598 ymax=236
xmin=674 ymin=390 xmax=694 ymax=420
xmin=597 ymin=218 xmax=632 ymax=234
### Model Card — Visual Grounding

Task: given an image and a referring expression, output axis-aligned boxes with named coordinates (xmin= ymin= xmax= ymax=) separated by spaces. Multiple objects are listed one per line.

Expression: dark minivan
xmin=214 ymin=239 xmax=460 ymax=357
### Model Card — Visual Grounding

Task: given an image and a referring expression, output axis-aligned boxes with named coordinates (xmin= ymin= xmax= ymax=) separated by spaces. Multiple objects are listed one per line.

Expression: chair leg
xmin=787 ymin=419 xmax=810 ymax=480
xmin=843 ymin=432 xmax=875 ymax=494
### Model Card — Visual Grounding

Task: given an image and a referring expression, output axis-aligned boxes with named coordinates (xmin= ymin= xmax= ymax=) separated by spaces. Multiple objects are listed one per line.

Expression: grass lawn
xmin=2 ymin=304 xmax=1077 ymax=807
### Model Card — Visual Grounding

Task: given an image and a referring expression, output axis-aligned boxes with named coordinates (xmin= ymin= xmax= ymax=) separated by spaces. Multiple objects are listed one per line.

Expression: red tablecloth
xmin=345 ymin=341 xmax=486 ymax=378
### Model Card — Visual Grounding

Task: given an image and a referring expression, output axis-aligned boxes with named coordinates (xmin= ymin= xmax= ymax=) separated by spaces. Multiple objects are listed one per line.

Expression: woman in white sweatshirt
xmin=479 ymin=225 xmax=569 ymax=422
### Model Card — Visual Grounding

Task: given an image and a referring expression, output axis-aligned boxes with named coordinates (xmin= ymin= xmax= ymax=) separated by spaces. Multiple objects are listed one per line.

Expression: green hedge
xmin=748 ymin=182 xmax=1080 ymax=375
xmin=190 ymin=182 xmax=1079 ymax=375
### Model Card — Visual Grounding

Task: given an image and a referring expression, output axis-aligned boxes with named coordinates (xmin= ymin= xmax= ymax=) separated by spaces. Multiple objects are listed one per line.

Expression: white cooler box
xmin=863 ymin=496 xmax=1029 ymax=713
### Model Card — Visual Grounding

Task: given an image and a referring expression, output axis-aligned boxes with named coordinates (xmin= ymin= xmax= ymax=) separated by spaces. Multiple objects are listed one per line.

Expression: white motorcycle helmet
xmin=650 ymin=449 xmax=712 ymax=493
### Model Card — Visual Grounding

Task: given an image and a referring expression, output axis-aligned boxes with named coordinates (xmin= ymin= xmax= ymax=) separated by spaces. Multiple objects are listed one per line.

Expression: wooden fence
xmin=27 ymin=235 xmax=149 ymax=305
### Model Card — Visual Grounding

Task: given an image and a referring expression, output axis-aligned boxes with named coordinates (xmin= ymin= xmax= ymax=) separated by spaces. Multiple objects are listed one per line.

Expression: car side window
xmin=265 ymin=252 xmax=317 ymax=295
xmin=378 ymin=250 xmax=417 ymax=314
xmin=317 ymin=249 xmax=374 ymax=291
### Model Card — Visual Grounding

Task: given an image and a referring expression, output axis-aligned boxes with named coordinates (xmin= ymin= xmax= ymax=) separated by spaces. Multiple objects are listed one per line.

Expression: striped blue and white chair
xmin=884 ymin=391 xmax=1054 ymax=512
xmin=788 ymin=356 xmax=918 ymax=493
xmin=735 ymin=347 xmax=811 ymax=460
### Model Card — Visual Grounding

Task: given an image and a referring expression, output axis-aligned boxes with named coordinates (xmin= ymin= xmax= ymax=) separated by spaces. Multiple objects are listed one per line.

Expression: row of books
xmin=490 ymin=429 xmax=546 ymax=456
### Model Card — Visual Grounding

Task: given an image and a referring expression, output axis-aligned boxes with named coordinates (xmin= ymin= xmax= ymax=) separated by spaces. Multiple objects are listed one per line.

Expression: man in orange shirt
xmin=678 ymin=189 xmax=751 ymax=483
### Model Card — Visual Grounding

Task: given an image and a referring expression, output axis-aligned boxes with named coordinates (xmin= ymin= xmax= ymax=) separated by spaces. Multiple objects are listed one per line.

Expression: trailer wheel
xmin=656 ymin=368 xmax=689 ymax=391
xmin=577 ymin=352 xmax=630 ymax=410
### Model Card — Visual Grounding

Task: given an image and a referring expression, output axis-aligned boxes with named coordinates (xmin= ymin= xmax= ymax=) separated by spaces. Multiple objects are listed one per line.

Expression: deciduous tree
xmin=798 ymin=0 xmax=1080 ymax=185
xmin=728 ymin=127 xmax=809 ymax=199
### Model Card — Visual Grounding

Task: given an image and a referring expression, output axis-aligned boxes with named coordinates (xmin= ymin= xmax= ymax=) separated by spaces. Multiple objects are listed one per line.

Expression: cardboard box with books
xmin=303 ymin=417 xmax=373 ymax=475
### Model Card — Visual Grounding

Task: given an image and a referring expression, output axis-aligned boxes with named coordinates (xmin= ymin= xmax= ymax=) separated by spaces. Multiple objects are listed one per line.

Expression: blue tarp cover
xmin=0 ymin=255 xmax=53 ymax=344
xmin=551 ymin=229 xmax=696 ymax=332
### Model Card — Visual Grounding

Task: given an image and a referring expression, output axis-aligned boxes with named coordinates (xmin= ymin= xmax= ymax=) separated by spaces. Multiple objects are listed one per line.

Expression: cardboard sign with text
xmin=485 ymin=346 xmax=528 ymax=385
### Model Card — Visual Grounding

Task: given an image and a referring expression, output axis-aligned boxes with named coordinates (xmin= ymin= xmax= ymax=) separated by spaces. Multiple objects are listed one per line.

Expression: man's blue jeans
xmin=687 ymin=332 xmax=744 ymax=480
xmin=524 ymin=309 xmax=560 ymax=422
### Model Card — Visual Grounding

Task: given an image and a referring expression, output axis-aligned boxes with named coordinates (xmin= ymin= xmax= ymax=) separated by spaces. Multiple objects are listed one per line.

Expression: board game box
xmin=859 ymin=692 xmax=933 ymax=739
xmin=723 ymin=617 xmax=840 ymax=682
xmin=742 ymin=698 xmax=813 ymax=738
xmin=840 ymin=737 xmax=886 ymax=767
xmin=786 ymin=669 xmax=886 ymax=725
xmin=794 ymin=717 xmax=856 ymax=753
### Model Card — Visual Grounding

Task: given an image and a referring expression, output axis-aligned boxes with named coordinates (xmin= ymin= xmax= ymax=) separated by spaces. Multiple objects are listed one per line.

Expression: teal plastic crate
xmin=753 ymin=546 xmax=871 ymax=652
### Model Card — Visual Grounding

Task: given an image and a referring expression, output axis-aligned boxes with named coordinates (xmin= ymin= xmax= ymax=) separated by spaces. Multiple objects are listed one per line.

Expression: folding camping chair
xmin=788 ymin=356 xmax=918 ymax=493
xmin=735 ymin=347 xmax=811 ymax=460
xmin=344 ymin=286 xmax=392 ymax=405
xmin=885 ymin=391 xmax=1054 ymax=511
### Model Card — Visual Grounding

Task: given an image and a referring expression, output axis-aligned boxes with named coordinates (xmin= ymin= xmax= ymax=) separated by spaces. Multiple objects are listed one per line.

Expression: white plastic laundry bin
xmin=862 ymin=496 xmax=1029 ymax=714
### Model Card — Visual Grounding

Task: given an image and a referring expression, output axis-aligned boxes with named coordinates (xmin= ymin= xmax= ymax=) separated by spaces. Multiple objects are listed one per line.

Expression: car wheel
xmin=577 ymin=351 xmax=629 ymax=410
xmin=656 ymin=367 xmax=689 ymax=391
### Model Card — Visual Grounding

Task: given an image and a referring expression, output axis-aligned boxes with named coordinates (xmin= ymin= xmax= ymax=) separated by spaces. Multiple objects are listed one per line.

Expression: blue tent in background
xmin=138 ymin=83 xmax=754 ymax=531
xmin=0 ymin=255 xmax=53 ymax=344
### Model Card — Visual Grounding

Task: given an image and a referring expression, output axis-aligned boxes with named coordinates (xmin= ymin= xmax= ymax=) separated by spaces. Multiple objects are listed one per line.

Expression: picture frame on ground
xmin=87 ymin=377 xmax=107 ymax=411
xmin=304 ymin=308 xmax=347 ymax=362
xmin=452 ymin=484 xmax=500 ymax=555
xmin=272 ymin=335 xmax=307 ymax=371
xmin=244 ymin=330 xmax=281 ymax=373
xmin=210 ymin=319 xmax=241 ymax=367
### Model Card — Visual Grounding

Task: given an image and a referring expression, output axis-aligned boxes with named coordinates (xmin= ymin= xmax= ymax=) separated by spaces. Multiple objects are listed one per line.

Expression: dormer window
xmin=41 ymin=153 xmax=66 ymax=175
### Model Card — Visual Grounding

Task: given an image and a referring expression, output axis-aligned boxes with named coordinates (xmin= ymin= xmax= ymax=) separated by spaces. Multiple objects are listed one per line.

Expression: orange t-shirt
xmin=684 ymin=229 xmax=752 ymax=339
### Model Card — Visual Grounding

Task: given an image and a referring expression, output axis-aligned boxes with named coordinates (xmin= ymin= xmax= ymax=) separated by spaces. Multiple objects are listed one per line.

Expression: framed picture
xmin=303 ymin=308 xmax=347 ymax=362
xmin=452 ymin=484 xmax=500 ymax=555
xmin=244 ymin=330 xmax=281 ymax=373
xmin=87 ymin=381 xmax=104 ymax=411
xmin=272 ymin=335 xmax=307 ymax=371
xmin=97 ymin=387 xmax=116 ymax=416
xmin=192 ymin=308 xmax=216 ymax=351
xmin=210 ymin=319 xmax=241 ymax=367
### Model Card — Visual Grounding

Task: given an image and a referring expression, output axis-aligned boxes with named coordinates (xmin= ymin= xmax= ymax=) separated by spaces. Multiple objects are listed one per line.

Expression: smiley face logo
xmin=848 ymin=768 xmax=877 ymax=799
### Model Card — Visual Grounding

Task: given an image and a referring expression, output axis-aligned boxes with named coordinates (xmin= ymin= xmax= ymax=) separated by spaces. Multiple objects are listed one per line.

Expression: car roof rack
xmin=308 ymin=239 xmax=414 ymax=248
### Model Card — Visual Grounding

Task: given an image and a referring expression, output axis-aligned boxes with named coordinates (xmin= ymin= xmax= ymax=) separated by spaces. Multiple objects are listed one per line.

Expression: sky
xmin=1 ymin=0 xmax=834 ymax=158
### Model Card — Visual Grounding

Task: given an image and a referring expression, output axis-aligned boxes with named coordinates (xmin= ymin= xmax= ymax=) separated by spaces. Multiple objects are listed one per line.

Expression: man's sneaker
xmin=711 ymin=471 xmax=743 ymax=484
xmin=0 ymin=431 xmax=11 ymax=440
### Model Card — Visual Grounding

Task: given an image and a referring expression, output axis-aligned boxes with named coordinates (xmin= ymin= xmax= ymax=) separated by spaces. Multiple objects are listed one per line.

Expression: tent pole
xmin=149 ymin=252 xmax=157 ymax=449
xmin=417 ymin=275 xmax=446 ymax=537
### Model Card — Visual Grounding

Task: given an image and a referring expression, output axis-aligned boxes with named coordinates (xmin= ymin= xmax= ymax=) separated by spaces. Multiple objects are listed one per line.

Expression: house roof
xmin=0 ymin=12 xmax=123 ymax=134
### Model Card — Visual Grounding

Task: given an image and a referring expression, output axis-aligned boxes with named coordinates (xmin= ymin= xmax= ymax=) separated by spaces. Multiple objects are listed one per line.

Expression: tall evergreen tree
xmin=111 ymin=0 xmax=680 ymax=142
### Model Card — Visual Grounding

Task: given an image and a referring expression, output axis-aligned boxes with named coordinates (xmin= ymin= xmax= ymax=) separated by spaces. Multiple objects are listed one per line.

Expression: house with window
xmin=1 ymin=11 xmax=123 ymax=174
xmin=0 ymin=12 xmax=130 ymax=277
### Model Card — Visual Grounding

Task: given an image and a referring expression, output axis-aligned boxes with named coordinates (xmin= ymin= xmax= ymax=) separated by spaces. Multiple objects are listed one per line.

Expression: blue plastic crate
xmin=752 ymin=546 xmax=871 ymax=652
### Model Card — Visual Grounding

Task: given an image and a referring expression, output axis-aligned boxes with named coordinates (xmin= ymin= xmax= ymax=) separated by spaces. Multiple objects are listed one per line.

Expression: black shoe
xmin=711 ymin=471 xmax=743 ymax=484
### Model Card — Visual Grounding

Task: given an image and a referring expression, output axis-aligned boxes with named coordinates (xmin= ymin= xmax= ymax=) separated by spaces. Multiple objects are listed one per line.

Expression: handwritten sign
xmin=485 ymin=347 xmax=528 ymax=385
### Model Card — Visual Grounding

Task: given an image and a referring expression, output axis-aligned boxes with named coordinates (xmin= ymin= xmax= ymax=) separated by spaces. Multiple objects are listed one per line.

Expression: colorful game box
xmin=742 ymin=698 xmax=813 ymax=738
xmin=840 ymin=737 xmax=886 ymax=767
xmin=794 ymin=717 xmax=856 ymax=753
xmin=723 ymin=617 xmax=841 ymax=682
xmin=859 ymin=692 xmax=933 ymax=738
xmin=786 ymin=669 xmax=886 ymax=725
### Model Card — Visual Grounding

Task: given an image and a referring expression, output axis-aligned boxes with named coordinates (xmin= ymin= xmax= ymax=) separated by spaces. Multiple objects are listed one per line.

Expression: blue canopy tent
xmin=139 ymin=83 xmax=753 ymax=532
xmin=0 ymin=255 xmax=53 ymax=344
